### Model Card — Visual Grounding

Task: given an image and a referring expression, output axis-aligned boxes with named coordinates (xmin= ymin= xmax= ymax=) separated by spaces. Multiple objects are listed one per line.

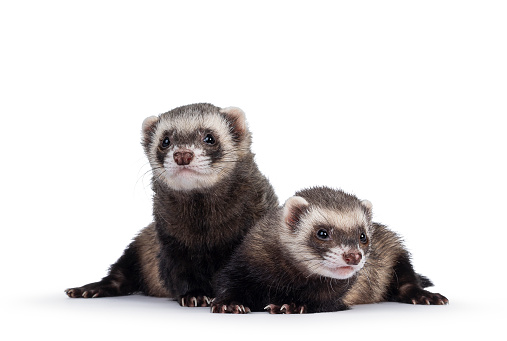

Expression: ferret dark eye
xmin=203 ymin=134 xmax=216 ymax=145
xmin=316 ymin=229 xmax=329 ymax=240
xmin=360 ymin=233 xmax=368 ymax=244
xmin=161 ymin=137 xmax=170 ymax=149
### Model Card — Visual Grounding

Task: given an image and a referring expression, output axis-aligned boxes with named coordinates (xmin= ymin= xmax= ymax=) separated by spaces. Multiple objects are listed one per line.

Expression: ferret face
xmin=281 ymin=194 xmax=373 ymax=280
xmin=141 ymin=104 xmax=250 ymax=191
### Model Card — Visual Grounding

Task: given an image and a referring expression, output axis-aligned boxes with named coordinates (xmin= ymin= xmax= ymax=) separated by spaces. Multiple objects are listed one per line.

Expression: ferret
xmin=211 ymin=186 xmax=448 ymax=314
xmin=65 ymin=103 xmax=278 ymax=307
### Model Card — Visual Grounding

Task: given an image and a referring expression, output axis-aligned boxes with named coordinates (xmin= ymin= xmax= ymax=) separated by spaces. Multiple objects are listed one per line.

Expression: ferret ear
xmin=283 ymin=196 xmax=310 ymax=231
xmin=219 ymin=106 xmax=248 ymax=139
xmin=141 ymin=115 xmax=158 ymax=143
xmin=361 ymin=199 xmax=373 ymax=219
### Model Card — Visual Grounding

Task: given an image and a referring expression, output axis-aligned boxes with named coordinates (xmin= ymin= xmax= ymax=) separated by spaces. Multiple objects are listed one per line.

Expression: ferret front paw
xmin=65 ymin=287 xmax=101 ymax=298
xmin=178 ymin=294 xmax=212 ymax=307
xmin=210 ymin=302 xmax=251 ymax=314
xmin=410 ymin=291 xmax=449 ymax=305
xmin=400 ymin=285 xmax=449 ymax=305
xmin=264 ymin=303 xmax=307 ymax=314
xmin=65 ymin=280 xmax=123 ymax=298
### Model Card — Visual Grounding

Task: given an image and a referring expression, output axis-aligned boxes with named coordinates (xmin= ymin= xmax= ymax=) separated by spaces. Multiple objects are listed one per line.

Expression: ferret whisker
xmin=293 ymin=257 xmax=323 ymax=265
xmin=305 ymin=263 xmax=324 ymax=279
xmin=135 ymin=170 xmax=154 ymax=190
xmin=151 ymin=168 xmax=167 ymax=186
xmin=134 ymin=164 xmax=162 ymax=189
xmin=328 ymin=279 xmax=336 ymax=294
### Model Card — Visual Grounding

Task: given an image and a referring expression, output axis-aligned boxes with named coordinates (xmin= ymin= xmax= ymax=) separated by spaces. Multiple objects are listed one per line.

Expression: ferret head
xmin=141 ymin=103 xmax=251 ymax=191
xmin=280 ymin=187 xmax=373 ymax=280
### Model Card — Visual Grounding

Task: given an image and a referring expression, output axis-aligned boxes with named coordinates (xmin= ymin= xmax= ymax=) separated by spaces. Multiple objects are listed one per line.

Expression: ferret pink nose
xmin=343 ymin=251 xmax=362 ymax=265
xmin=173 ymin=151 xmax=194 ymax=166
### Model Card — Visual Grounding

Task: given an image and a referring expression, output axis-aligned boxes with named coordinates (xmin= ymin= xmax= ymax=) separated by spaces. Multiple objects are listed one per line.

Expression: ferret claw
xmin=210 ymin=303 xmax=250 ymax=314
xmin=408 ymin=291 xmax=449 ymax=305
xmin=192 ymin=297 xmax=197 ymax=307
xmin=264 ymin=303 xmax=306 ymax=314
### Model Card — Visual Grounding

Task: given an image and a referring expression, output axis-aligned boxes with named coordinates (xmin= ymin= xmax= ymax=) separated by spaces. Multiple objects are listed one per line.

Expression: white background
xmin=1 ymin=1 xmax=506 ymax=340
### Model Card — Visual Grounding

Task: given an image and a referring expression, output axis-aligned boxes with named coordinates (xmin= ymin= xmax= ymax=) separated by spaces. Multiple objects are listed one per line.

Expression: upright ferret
xmin=212 ymin=186 xmax=448 ymax=314
xmin=65 ymin=103 xmax=278 ymax=306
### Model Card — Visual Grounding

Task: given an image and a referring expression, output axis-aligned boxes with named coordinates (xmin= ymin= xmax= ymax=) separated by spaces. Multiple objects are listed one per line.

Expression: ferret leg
xmin=388 ymin=254 xmax=449 ymax=305
xmin=209 ymin=286 xmax=251 ymax=313
xmin=173 ymin=277 xmax=214 ymax=307
xmin=158 ymin=242 xmax=214 ymax=307
xmin=65 ymin=242 xmax=141 ymax=298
